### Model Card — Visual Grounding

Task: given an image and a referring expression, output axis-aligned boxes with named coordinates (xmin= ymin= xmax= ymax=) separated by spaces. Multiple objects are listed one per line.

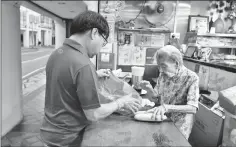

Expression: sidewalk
xmin=2 ymin=71 xmax=46 ymax=147
xmin=21 ymin=46 xmax=55 ymax=53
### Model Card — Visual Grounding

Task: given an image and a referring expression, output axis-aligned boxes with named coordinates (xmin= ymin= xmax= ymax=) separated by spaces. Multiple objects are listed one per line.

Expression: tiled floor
xmin=2 ymin=72 xmax=46 ymax=147
xmin=2 ymin=89 xmax=46 ymax=147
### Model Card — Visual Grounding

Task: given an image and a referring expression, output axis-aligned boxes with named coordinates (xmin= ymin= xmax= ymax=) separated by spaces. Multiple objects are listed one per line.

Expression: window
xmin=29 ymin=14 xmax=34 ymax=23
xmin=41 ymin=15 xmax=45 ymax=23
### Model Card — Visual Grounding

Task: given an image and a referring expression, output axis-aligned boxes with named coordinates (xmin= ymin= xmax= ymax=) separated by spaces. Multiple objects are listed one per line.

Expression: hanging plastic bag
xmin=97 ymin=72 xmax=142 ymax=115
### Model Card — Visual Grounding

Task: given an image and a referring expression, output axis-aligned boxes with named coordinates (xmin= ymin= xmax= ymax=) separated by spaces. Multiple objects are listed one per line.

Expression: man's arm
xmin=83 ymin=101 xmax=119 ymax=121
xmin=76 ymin=65 xmax=140 ymax=122
xmin=83 ymin=94 xmax=141 ymax=121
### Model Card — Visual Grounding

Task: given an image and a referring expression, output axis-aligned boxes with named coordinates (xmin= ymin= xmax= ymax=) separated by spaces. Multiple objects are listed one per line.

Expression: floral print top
xmin=154 ymin=66 xmax=200 ymax=139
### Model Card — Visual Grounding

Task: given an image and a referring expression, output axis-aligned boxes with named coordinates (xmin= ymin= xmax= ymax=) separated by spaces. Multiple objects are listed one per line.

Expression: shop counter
xmin=81 ymin=114 xmax=191 ymax=146
xmin=183 ymin=57 xmax=236 ymax=91
xmin=184 ymin=57 xmax=236 ymax=73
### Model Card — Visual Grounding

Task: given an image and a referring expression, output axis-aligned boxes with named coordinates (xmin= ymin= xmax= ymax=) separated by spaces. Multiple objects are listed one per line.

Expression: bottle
xmin=213 ymin=14 xmax=224 ymax=33
xmin=209 ymin=17 xmax=213 ymax=32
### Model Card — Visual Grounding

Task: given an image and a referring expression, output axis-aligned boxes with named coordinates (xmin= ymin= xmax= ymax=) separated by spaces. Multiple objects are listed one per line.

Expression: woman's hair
xmin=70 ymin=10 xmax=109 ymax=39
xmin=153 ymin=45 xmax=183 ymax=67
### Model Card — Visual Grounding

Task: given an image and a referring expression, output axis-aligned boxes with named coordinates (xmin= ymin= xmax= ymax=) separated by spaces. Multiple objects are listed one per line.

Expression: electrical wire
xmin=125 ymin=0 xmax=146 ymax=24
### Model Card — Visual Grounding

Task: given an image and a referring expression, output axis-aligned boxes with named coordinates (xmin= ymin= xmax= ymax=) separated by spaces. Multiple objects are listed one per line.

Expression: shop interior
xmin=95 ymin=1 xmax=236 ymax=147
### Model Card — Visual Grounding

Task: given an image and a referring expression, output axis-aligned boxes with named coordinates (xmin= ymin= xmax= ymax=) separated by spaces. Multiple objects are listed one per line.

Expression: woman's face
xmin=157 ymin=58 xmax=177 ymax=77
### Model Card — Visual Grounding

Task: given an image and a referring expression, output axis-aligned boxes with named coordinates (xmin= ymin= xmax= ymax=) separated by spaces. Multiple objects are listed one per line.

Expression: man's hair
xmin=70 ymin=10 xmax=109 ymax=39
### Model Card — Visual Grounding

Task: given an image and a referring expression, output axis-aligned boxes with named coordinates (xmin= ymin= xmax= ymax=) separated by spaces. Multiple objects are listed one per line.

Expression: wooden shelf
xmin=118 ymin=28 xmax=171 ymax=33
xmin=188 ymin=43 xmax=236 ymax=48
xmin=201 ymin=45 xmax=236 ymax=48
xmin=197 ymin=33 xmax=236 ymax=38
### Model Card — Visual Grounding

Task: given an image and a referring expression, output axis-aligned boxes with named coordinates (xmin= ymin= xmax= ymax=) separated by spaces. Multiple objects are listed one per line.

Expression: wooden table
xmin=81 ymin=114 xmax=191 ymax=146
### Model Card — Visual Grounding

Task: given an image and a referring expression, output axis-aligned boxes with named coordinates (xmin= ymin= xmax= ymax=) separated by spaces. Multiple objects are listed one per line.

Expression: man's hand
xmin=97 ymin=69 xmax=110 ymax=79
xmin=147 ymin=105 xmax=167 ymax=121
xmin=116 ymin=94 xmax=142 ymax=114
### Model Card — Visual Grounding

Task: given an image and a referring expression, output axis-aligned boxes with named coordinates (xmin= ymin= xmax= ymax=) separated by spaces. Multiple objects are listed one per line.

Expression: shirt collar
xmin=63 ymin=38 xmax=89 ymax=58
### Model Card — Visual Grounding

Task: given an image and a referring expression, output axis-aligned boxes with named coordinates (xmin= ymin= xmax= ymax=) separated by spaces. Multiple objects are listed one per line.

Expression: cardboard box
xmin=222 ymin=110 xmax=236 ymax=146
xmin=189 ymin=101 xmax=225 ymax=147
xmin=219 ymin=86 xmax=236 ymax=115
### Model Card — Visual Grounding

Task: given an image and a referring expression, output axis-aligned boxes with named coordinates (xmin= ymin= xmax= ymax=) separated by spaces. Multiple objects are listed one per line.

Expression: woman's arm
xmin=140 ymin=80 xmax=158 ymax=100
xmin=164 ymin=104 xmax=197 ymax=114
xmin=164 ymin=75 xmax=200 ymax=114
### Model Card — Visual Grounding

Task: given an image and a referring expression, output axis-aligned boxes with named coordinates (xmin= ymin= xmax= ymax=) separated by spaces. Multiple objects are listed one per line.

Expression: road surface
xmin=21 ymin=47 xmax=54 ymax=77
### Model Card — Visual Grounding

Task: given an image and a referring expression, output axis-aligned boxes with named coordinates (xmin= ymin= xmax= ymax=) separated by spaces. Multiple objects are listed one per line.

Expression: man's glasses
xmin=100 ymin=34 xmax=108 ymax=47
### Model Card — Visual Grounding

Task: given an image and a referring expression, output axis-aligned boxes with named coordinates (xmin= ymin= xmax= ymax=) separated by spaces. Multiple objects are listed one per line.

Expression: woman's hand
xmin=139 ymin=80 xmax=153 ymax=92
xmin=139 ymin=80 xmax=157 ymax=98
xmin=147 ymin=105 xmax=167 ymax=121
xmin=96 ymin=69 xmax=110 ymax=79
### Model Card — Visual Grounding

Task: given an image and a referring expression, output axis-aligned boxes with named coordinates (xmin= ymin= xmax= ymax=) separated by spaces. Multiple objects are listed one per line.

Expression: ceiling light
xmin=58 ymin=2 xmax=65 ymax=5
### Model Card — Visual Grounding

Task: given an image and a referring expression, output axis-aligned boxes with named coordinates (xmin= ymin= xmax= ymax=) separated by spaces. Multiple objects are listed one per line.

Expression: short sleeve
xmin=75 ymin=65 xmax=101 ymax=110
xmin=187 ymin=76 xmax=200 ymax=109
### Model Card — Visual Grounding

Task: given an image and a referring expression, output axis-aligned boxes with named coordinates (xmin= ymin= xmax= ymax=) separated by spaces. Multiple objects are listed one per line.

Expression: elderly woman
xmin=140 ymin=45 xmax=199 ymax=139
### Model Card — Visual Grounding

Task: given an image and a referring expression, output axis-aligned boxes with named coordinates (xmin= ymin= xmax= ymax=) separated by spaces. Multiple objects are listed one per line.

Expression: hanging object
xmin=143 ymin=1 xmax=176 ymax=27
xmin=213 ymin=14 xmax=225 ymax=33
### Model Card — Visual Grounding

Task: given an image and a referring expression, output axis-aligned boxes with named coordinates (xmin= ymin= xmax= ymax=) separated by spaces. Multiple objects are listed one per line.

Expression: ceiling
xmin=32 ymin=1 xmax=88 ymax=19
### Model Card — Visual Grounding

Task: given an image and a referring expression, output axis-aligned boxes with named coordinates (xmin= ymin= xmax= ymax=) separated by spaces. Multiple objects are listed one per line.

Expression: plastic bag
xmin=97 ymin=72 xmax=142 ymax=115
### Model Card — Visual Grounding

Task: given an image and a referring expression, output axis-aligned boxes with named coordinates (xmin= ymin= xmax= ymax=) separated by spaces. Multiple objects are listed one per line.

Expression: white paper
xmin=131 ymin=47 xmax=146 ymax=65
xmin=151 ymin=34 xmax=165 ymax=47
xmin=118 ymin=45 xmax=146 ymax=65
xmin=101 ymin=53 xmax=110 ymax=63
xmin=118 ymin=45 xmax=132 ymax=65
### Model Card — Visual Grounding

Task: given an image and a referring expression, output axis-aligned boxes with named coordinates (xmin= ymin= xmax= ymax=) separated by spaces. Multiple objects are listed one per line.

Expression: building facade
xmin=20 ymin=6 xmax=55 ymax=48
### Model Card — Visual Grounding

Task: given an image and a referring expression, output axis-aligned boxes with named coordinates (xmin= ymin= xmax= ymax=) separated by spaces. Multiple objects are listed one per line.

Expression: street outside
xmin=21 ymin=46 xmax=54 ymax=77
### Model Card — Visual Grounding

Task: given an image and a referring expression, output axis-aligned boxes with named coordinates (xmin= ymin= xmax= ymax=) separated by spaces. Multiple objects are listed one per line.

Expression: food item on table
xmin=134 ymin=113 xmax=154 ymax=121
xmin=134 ymin=111 xmax=167 ymax=122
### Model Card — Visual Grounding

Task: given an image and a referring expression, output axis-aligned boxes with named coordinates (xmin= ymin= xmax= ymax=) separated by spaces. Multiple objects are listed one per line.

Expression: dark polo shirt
xmin=40 ymin=39 xmax=101 ymax=146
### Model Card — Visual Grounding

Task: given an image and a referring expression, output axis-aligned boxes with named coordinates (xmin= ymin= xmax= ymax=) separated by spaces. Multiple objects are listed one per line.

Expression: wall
xmin=84 ymin=1 xmax=98 ymax=12
xmin=55 ymin=20 xmax=66 ymax=49
xmin=65 ymin=19 xmax=72 ymax=38
xmin=23 ymin=8 xmax=30 ymax=47
xmin=176 ymin=1 xmax=210 ymax=44
xmin=84 ymin=1 xmax=98 ymax=66
xmin=0 ymin=0 xmax=2 ymax=141
xmin=175 ymin=1 xmax=192 ymax=44
xmin=190 ymin=1 xmax=209 ymax=16
xmin=1 ymin=1 xmax=23 ymax=136
xmin=176 ymin=1 xmax=233 ymax=44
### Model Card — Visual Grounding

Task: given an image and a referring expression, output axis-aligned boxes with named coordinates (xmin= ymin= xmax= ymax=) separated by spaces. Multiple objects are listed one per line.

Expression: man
xmin=40 ymin=11 xmax=141 ymax=147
